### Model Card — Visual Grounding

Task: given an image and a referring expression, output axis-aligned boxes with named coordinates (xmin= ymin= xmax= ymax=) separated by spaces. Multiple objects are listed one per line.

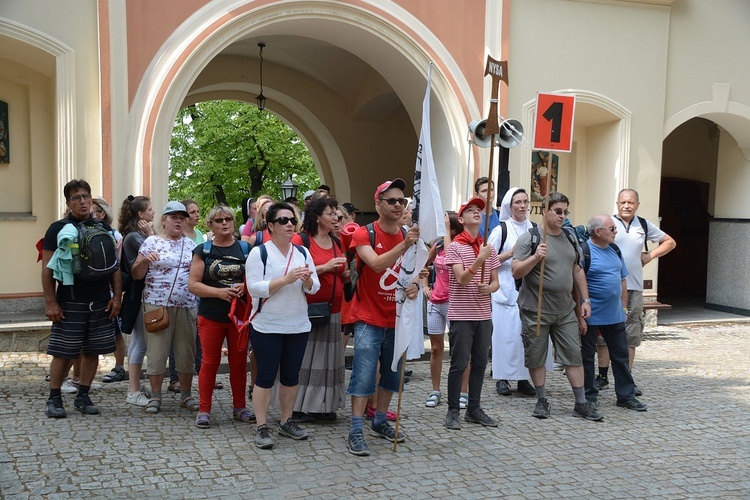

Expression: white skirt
xmin=491 ymin=302 xmax=553 ymax=380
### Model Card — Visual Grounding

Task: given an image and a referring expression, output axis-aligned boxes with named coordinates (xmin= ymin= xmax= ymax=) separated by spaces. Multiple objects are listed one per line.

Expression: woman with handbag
xmin=188 ymin=205 xmax=254 ymax=429
xmin=246 ymin=202 xmax=320 ymax=449
xmin=291 ymin=197 xmax=349 ymax=423
xmin=117 ymin=195 xmax=155 ymax=406
xmin=131 ymin=201 xmax=198 ymax=414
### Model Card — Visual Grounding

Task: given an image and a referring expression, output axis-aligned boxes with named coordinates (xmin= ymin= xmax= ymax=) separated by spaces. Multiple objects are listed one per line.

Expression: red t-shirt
xmin=291 ymin=233 xmax=345 ymax=313
xmin=349 ymin=221 xmax=405 ymax=329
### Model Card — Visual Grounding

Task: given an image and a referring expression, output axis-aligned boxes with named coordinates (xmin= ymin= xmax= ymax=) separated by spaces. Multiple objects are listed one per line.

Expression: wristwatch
xmin=580 ymin=298 xmax=591 ymax=304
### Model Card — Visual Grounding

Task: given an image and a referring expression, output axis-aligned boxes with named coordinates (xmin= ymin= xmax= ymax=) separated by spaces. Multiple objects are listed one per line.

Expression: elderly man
xmin=596 ymin=189 xmax=676 ymax=394
xmin=580 ymin=215 xmax=647 ymax=412
xmin=512 ymin=192 xmax=602 ymax=421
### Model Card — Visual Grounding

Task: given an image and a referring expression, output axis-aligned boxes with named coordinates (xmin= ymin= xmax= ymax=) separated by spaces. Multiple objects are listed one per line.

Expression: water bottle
xmin=70 ymin=243 xmax=82 ymax=274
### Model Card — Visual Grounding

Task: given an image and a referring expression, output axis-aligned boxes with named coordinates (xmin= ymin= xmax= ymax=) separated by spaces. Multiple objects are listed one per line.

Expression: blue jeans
xmin=346 ymin=322 xmax=401 ymax=396
xmin=582 ymin=322 xmax=636 ymax=402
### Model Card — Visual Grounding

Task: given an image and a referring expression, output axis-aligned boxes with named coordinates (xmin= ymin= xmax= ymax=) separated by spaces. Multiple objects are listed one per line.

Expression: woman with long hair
xmin=188 ymin=205 xmax=253 ymax=428
xmin=241 ymin=194 xmax=274 ymax=246
xmin=291 ymin=198 xmax=349 ymax=422
xmin=117 ymin=195 xmax=155 ymax=406
xmin=246 ymin=202 xmax=320 ymax=449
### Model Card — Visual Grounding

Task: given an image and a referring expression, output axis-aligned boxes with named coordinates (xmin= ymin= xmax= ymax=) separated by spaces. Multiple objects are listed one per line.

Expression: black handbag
xmin=307 ymin=237 xmax=338 ymax=329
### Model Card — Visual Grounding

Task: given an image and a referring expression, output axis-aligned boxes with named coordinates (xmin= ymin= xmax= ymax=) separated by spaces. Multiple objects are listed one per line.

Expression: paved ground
xmin=1 ymin=321 xmax=749 ymax=498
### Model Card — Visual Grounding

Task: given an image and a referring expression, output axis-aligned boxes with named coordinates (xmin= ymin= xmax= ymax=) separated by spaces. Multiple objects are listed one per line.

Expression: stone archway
xmin=124 ymin=1 xmax=475 ymax=213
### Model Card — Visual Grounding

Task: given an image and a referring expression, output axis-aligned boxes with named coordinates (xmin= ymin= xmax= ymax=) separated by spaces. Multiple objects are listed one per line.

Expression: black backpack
xmin=495 ymin=221 xmax=538 ymax=291
xmin=529 ymin=225 xmax=621 ymax=273
xmin=74 ymin=219 xmax=119 ymax=281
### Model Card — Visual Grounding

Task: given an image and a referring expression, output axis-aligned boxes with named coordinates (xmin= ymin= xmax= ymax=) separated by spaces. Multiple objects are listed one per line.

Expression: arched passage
xmin=124 ymin=1 xmax=476 ymax=213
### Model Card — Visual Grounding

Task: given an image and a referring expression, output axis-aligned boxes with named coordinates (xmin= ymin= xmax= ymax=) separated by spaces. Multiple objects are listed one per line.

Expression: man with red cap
xmin=443 ymin=196 xmax=501 ymax=430
xmin=346 ymin=178 xmax=420 ymax=456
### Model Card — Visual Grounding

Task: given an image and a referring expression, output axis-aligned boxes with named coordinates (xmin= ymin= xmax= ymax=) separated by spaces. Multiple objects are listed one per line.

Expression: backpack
xmin=74 ymin=219 xmax=119 ymax=281
xmin=529 ymin=225 xmax=621 ymax=273
xmin=614 ymin=215 xmax=650 ymax=252
xmin=579 ymin=240 xmax=622 ymax=274
xmin=345 ymin=222 xmax=407 ymax=302
xmin=202 ymin=240 xmax=251 ymax=265
xmin=496 ymin=220 xmax=538 ymax=291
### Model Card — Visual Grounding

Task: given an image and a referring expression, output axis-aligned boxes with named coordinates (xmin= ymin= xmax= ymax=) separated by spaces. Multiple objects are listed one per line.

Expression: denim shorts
xmin=346 ymin=321 xmax=402 ymax=396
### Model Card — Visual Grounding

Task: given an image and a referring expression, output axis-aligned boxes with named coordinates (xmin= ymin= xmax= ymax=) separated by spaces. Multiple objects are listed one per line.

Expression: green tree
xmin=169 ymin=100 xmax=318 ymax=215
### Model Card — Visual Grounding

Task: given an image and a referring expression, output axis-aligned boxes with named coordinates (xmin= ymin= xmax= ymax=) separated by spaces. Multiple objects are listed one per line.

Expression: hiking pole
xmin=393 ymin=351 xmax=407 ymax=452
xmin=535 ymin=165 xmax=554 ymax=336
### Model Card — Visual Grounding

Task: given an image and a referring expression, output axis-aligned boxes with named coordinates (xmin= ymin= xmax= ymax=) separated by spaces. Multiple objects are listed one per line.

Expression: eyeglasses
xmin=602 ymin=226 xmax=616 ymax=232
xmin=94 ymin=208 xmax=105 ymax=214
xmin=379 ymin=197 xmax=407 ymax=206
xmin=272 ymin=216 xmax=298 ymax=226
xmin=212 ymin=217 xmax=234 ymax=224
xmin=550 ymin=208 xmax=570 ymax=217
xmin=335 ymin=215 xmax=345 ymax=221
xmin=69 ymin=193 xmax=91 ymax=202
xmin=512 ymin=200 xmax=530 ymax=206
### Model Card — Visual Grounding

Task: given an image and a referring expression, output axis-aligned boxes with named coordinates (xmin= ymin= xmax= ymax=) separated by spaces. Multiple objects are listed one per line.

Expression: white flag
xmin=393 ymin=63 xmax=445 ymax=372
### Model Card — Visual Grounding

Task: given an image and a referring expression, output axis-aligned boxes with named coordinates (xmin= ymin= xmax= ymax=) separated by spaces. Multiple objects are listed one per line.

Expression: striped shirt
xmin=445 ymin=242 xmax=500 ymax=321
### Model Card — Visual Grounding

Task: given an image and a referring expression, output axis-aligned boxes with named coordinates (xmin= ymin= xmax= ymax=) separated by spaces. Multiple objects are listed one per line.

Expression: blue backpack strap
xmin=202 ymin=241 xmax=212 ymax=255
xmin=237 ymin=240 xmax=251 ymax=259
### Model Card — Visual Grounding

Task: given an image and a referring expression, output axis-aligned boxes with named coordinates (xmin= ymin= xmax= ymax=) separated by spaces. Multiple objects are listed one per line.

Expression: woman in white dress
xmin=488 ymin=187 xmax=551 ymax=396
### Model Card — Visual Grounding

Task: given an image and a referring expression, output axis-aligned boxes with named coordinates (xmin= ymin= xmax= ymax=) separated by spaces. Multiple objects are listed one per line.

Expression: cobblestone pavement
xmin=1 ymin=322 xmax=749 ymax=498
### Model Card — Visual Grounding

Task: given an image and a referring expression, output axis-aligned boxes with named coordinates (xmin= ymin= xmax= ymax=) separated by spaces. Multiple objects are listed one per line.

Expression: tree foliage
xmin=169 ymin=100 xmax=319 ymax=216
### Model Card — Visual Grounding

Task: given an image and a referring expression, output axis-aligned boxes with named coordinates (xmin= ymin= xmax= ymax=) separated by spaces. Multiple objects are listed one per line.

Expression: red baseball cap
xmin=458 ymin=196 xmax=486 ymax=216
xmin=374 ymin=178 xmax=406 ymax=201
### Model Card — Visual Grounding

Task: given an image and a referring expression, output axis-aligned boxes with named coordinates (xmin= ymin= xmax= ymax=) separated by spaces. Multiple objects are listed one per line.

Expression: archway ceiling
xmin=215 ymin=34 xmax=405 ymax=123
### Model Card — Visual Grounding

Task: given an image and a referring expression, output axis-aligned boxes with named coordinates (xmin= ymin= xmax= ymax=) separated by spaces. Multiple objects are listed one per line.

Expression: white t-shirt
xmin=613 ymin=215 xmax=666 ymax=291
xmin=246 ymin=241 xmax=320 ymax=334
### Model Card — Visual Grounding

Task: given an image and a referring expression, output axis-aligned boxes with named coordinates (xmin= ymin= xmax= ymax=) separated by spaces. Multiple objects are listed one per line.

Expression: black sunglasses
xmin=212 ymin=217 xmax=234 ymax=224
xmin=272 ymin=216 xmax=298 ymax=226
xmin=379 ymin=197 xmax=407 ymax=206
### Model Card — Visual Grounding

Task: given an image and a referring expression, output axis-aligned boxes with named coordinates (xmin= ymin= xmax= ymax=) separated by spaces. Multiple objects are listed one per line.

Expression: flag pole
xmin=480 ymin=133 xmax=496 ymax=282
xmin=535 ymin=164 xmax=554 ymax=336
xmin=392 ymin=351 xmax=407 ymax=452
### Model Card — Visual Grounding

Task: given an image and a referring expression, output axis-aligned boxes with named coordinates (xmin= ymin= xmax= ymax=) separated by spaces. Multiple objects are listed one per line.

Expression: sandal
xmin=233 ymin=407 xmax=256 ymax=423
xmin=102 ymin=367 xmax=127 ymax=383
xmin=167 ymin=380 xmax=181 ymax=393
xmin=215 ymin=381 xmax=224 ymax=390
xmin=425 ymin=390 xmax=441 ymax=408
xmin=144 ymin=398 xmax=161 ymax=414
xmin=195 ymin=412 xmax=211 ymax=429
xmin=180 ymin=396 xmax=199 ymax=411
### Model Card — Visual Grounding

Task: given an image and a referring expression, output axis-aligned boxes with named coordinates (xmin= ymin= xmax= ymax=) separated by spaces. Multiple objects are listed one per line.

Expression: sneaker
xmin=587 ymin=398 xmax=600 ymax=409
xmin=60 ymin=379 xmax=78 ymax=394
xmin=464 ymin=408 xmax=498 ymax=427
xmin=370 ymin=420 xmax=405 ymax=443
xmin=125 ymin=391 xmax=149 ymax=407
xmin=74 ymin=394 xmax=100 ymax=415
xmin=102 ymin=366 xmax=127 ymax=383
xmin=572 ymin=401 xmax=604 ymax=421
xmin=255 ymin=424 xmax=274 ymax=449
xmin=517 ymin=380 xmax=537 ymax=396
xmin=45 ymin=395 xmax=67 ymax=418
xmin=495 ymin=380 xmax=511 ymax=396
xmin=347 ymin=429 xmax=370 ymax=456
xmin=69 ymin=379 xmax=102 ymax=391
xmin=425 ymin=390 xmax=441 ymax=408
xmin=634 ymin=385 xmax=643 ymax=396
xmin=617 ymin=397 xmax=648 ymax=412
xmin=459 ymin=393 xmax=468 ymax=410
xmin=290 ymin=411 xmax=312 ymax=423
xmin=444 ymin=408 xmax=461 ymax=430
xmin=278 ymin=419 xmax=309 ymax=440
xmin=595 ymin=375 xmax=609 ymax=390
xmin=553 ymin=362 xmax=565 ymax=371
xmin=532 ymin=398 xmax=551 ymax=419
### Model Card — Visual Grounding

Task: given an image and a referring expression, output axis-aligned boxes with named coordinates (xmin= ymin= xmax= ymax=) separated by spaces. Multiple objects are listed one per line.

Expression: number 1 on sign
xmin=533 ymin=93 xmax=575 ymax=153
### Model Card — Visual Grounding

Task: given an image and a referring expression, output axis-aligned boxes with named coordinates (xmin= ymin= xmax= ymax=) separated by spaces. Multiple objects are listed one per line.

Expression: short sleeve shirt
xmin=586 ymin=244 xmax=628 ymax=325
xmin=349 ymin=222 xmax=405 ymax=329
xmin=514 ymin=229 xmax=580 ymax=314
xmin=445 ymin=242 xmax=500 ymax=321
xmin=139 ymin=236 xmax=197 ymax=308
xmin=614 ymin=216 xmax=666 ymax=291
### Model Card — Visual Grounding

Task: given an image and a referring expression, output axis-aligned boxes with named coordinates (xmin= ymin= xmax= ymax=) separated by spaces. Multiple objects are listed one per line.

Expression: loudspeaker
xmin=469 ymin=120 xmax=492 ymax=148
xmin=497 ymin=119 xmax=524 ymax=148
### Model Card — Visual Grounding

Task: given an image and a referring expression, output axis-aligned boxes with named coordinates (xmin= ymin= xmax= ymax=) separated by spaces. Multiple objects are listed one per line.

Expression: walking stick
xmin=535 ymin=165 xmax=554 ymax=336
xmin=393 ymin=351 xmax=407 ymax=452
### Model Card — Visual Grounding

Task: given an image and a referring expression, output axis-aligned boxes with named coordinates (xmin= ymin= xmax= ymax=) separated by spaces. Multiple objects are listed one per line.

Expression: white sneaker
xmin=61 ymin=379 xmax=78 ymax=393
xmin=125 ymin=392 xmax=149 ymax=407
xmin=459 ymin=393 xmax=468 ymax=410
xmin=90 ymin=382 xmax=103 ymax=390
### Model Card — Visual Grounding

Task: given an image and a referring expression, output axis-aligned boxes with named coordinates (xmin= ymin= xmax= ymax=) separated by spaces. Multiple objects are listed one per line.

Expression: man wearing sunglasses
xmin=512 ymin=192 xmax=601 ymax=421
xmin=346 ymin=178 xmax=420 ymax=456
xmin=580 ymin=215 xmax=647 ymax=413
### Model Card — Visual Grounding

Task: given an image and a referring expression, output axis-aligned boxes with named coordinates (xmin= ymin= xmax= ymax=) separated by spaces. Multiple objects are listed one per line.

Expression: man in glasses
xmin=512 ymin=192 xmax=602 ymax=421
xmin=41 ymin=179 xmax=121 ymax=418
xmin=345 ymin=178 xmax=420 ymax=456
xmin=596 ymin=189 xmax=676 ymax=395
xmin=580 ymin=215 xmax=647 ymax=413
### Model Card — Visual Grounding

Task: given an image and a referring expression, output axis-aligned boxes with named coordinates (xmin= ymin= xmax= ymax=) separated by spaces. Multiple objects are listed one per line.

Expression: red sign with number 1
xmin=533 ymin=93 xmax=576 ymax=153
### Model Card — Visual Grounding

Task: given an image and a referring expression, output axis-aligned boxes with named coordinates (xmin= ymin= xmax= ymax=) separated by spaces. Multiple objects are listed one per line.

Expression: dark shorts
xmin=46 ymin=300 xmax=116 ymax=358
